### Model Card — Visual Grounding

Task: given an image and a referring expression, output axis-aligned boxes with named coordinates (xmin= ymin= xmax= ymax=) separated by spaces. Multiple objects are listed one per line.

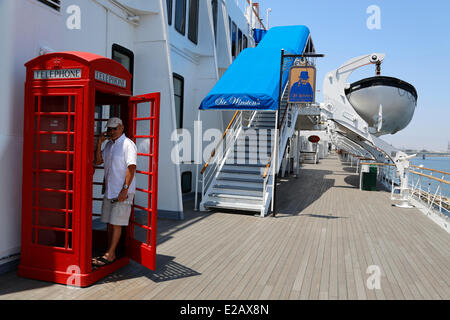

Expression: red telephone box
xmin=18 ymin=52 xmax=160 ymax=287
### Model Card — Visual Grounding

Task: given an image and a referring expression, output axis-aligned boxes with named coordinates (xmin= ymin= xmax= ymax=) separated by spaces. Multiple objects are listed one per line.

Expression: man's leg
xmin=95 ymin=198 xmax=132 ymax=265
xmin=104 ymin=224 xmax=121 ymax=262
xmin=107 ymin=223 xmax=113 ymax=249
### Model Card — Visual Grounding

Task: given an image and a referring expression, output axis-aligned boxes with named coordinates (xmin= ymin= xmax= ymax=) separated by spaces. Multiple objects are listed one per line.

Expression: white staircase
xmin=199 ymin=85 xmax=299 ymax=216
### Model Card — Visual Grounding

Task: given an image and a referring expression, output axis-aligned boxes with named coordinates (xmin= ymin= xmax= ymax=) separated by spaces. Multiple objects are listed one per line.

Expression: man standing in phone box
xmin=93 ymin=117 xmax=137 ymax=266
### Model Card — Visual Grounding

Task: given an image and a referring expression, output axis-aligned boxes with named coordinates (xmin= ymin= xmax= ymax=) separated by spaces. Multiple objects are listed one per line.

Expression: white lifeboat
xmin=345 ymin=76 xmax=418 ymax=136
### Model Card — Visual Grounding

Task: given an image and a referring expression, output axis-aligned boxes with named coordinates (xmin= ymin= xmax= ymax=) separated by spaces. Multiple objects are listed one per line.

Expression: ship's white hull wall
xmin=0 ymin=0 xmax=256 ymax=266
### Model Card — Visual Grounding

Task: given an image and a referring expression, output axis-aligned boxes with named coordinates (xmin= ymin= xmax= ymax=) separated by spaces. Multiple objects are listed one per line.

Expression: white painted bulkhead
xmin=0 ymin=0 xmax=260 ymax=268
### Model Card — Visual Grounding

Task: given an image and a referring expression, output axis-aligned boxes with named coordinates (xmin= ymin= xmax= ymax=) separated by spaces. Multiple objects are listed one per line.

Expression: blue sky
xmin=255 ymin=0 xmax=450 ymax=151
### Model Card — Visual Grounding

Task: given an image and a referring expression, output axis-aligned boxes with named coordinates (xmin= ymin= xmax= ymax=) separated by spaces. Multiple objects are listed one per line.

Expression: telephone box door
xmin=126 ymin=93 xmax=160 ymax=270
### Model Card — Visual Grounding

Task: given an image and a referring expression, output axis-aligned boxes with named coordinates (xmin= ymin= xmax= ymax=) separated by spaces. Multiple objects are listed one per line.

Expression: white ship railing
xmin=408 ymin=166 xmax=450 ymax=216
xmin=198 ymin=109 xmax=257 ymax=208
xmin=261 ymin=83 xmax=297 ymax=215
xmin=359 ymin=161 xmax=450 ymax=218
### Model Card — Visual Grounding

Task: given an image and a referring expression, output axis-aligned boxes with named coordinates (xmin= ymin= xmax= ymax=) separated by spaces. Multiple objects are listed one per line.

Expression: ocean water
xmin=410 ymin=156 xmax=450 ymax=199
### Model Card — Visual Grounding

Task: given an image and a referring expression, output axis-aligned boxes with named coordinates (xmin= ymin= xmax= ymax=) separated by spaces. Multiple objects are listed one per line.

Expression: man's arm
xmin=118 ymin=165 xmax=136 ymax=202
xmin=95 ymin=134 xmax=107 ymax=165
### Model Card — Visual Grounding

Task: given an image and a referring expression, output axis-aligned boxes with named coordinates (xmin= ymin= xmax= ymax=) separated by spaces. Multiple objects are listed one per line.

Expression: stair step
xmin=236 ymin=138 xmax=273 ymax=143
xmin=211 ymin=185 xmax=263 ymax=197
xmin=206 ymin=196 xmax=262 ymax=206
xmin=252 ymin=117 xmax=276 ymax=121
xmin=221 ymin=164 xmax=265 ymax=174
xmin=234 ymin=145 xmax=272 ymax=152
xmin=252 ymin=118 xmax=276 ymax=121
xmin=221 ymin=168 xmax=265 ymax=175
xmin=223 ymin=162 xmax=265 ymax=167
xmin=225 ymin=160 xmax=269 ymax=167
xmin=232 ymin=153 xmax=271 ymax=159
xmin=237 ymin=134 xmax=274 ymax=143
xmin=240 ymin=129 xmax=274 ymax=135
xmin=203 ymin=200 xmax=262 ymax=212
xmin=233 ymin=153 xmax=270 ymax=159
xmin=214 ymin=179 xmax=262 ymax=189
xmin=233 ymin=145 xmax=272 ymax=151
xmin=217 ymin=176 xmax=263 ymax=183
xmin=209 ymin=193 xmax=262 ymax=201
xmin=237 ymin=135 xmax=274 ymax=140
xmin=252 ymin=123 xmax=275 ymax=126
xmin=249 ymin=125 xmax=275 ymax=129
xmin=218 ymin=172 xmax=263 ymax=181
xmin=254 ymin=115 xmax=275 ymax=118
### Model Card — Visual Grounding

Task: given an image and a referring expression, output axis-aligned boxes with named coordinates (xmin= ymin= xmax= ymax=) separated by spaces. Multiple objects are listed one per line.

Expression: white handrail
xmin=262 ymin=83 xmax=297 ymax=215
xmin=202 ymin=111 xmax=243 ymax=196
xmin=375 ymin=163 xmax=449 ymax=216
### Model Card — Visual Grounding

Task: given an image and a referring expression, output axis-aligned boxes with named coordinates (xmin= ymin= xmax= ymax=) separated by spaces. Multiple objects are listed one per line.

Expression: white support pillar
xmin=194 ymin=111 xmax=202 ymax=211
xmin=294 ymin=131 xmax=299 ymax=177
xmin=271 ymin=110 xmax=279 ymax=213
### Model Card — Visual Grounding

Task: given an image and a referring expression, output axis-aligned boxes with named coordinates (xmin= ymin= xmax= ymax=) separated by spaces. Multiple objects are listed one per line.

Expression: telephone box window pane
xmin=36 ymin=134 xmax=74 ymax=151
xmin=40 ymin=96 xmax=69 ymax=113
xmin=35 ymin=153 xmax=73 ymax=171
xmin=94 ymin=120 xmax=104 ymax=136
xmin=133 ymin=224 xmax=150 ymax=246
xmin=37 ymin=229 xmax=65 ymax=248
xmin=39 ymin=116 xmax=69 ymax=132
xmin=136 ymin=172 xmax=153 ymax=191
xmin=136 ymin=120 xmax=154 ymax=137
xmin=33 ymin=172 xmax=73 ymax=190
xmin=133 ymin=209 xmax=148 ymax=227
xmin=136 ymin=137 xmax=153 ymax=153
xmin=136 ymin=102 xmax=152 ymax=118
xmin=70 ymin=96 xmax=75 ymax=112
xmin=136 ymin=155 xmax=150 ymax=174
xmin=93 ymin=168 xmax=104 ymax=184
xmin=35 ymin=96 xmax=39 ymax=112
xmin=67 ymin=232 xmax=72 ymax=249
xmin=35 ymin=191 xmax=68 ymax=210
xmin=188 ymin=0 xmax=199 ymax=44
xmin=68 ymin=212 xmax=72 ymax=230
xmin=37 ymin=210 xmax=67 ymax=229
xmin=175 ymin=0 xmax=186 ymax=35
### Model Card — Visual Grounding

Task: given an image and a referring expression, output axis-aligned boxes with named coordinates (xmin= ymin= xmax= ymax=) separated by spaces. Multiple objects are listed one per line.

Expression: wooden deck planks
xmin=0 ymin=154 xmax=449 ymax=300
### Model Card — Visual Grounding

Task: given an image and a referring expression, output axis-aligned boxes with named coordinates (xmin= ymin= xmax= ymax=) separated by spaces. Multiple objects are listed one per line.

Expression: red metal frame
xmin=127 ymin=93 xmax=160 ymax=270
xmin=18 ymin=52 xmax=160 ymax=287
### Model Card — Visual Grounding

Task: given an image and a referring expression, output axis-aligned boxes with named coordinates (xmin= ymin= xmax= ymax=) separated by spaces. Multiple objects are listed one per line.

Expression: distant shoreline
xmin=409 ymin=155 xmax=450 ymax=158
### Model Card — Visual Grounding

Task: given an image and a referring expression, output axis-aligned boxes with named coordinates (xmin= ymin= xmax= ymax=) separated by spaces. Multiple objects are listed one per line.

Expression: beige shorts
xmin=101 ymin=194 xmax=135 ymax=226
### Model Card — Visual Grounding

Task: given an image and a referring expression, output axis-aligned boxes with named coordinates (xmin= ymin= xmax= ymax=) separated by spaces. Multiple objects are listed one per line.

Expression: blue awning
xmin=200 ymin=25 xmax=310 ymax=111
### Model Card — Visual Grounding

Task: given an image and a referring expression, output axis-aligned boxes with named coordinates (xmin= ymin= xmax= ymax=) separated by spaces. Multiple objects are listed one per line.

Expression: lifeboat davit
xmin=345 ymin=76 xmax=418 ymax=136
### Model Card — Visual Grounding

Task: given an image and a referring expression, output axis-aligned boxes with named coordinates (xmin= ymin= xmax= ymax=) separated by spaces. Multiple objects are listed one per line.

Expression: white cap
xmin=106 ymin=117 xmax=123 ymax=128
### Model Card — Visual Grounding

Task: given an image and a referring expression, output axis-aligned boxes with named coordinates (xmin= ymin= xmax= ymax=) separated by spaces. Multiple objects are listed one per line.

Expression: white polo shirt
xmin=102 ymin=133 xmax=137 ymax=199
